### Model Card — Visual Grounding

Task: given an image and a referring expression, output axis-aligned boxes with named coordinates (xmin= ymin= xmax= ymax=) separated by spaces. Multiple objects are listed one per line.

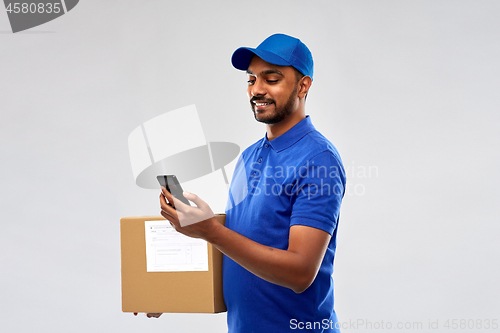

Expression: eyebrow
xmin=246 ymin=69 xmax=284 ymax=76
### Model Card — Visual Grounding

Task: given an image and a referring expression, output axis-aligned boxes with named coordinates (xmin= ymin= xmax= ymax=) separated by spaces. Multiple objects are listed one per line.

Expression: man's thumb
xmin=183 ymin=191 xmax=202 ymax=207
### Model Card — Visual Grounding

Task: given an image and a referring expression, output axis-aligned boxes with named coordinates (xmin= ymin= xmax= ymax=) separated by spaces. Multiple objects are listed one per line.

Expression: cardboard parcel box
xmin=120 ymin=214 xmax=226 ymax=313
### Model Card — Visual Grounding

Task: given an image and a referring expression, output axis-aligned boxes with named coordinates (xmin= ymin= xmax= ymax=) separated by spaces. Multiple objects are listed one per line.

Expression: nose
xmin=250 ymin=78 xmax=266 ymax=97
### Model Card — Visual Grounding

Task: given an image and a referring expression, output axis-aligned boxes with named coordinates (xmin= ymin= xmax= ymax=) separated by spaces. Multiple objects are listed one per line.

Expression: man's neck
xmin=266 ymin=109 xmax=306 ymax=141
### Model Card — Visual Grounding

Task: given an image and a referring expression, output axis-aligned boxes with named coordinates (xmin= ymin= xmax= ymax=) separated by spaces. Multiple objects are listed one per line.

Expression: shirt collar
xmin=263 ymin=115 xmax=316 ymax=152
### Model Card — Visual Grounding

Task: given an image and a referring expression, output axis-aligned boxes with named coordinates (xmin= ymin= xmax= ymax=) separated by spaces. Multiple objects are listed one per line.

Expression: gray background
xmin=1 ymin=1 xmax=499 ymax=332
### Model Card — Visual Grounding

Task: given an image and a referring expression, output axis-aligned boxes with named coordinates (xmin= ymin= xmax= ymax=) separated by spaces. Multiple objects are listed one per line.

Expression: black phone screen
xmin=156 ymin=175 xmax=191 ymax=207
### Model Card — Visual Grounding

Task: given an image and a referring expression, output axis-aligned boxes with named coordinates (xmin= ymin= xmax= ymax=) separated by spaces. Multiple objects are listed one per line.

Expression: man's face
xmin=246 ymin=56 xmax=300 ymax=125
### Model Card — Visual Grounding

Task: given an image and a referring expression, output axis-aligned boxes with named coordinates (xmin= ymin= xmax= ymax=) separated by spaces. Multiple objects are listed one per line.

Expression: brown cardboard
xmin=120 ymin=214 xmax=226 ymax=313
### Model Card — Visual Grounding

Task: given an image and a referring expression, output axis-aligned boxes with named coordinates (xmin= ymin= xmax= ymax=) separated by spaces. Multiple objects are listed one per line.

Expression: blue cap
xmin=231 ymin=33 xmax=314 ymax=80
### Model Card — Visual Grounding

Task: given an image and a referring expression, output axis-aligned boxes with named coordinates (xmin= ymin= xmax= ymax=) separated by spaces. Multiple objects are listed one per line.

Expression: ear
xmin=297 ymin=76 xmax=312 ymax=99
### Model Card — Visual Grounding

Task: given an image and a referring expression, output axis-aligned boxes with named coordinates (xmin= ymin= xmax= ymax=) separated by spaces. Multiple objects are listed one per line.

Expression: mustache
xmin=250 ymin=97 xmax=275 ymax=104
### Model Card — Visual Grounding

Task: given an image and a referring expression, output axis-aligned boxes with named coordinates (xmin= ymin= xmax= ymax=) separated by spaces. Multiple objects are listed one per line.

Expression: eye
xmin=247 ymin=79 xmax=255 ymax=85
xmin=266 ymin=80 xmax=279 ymax=84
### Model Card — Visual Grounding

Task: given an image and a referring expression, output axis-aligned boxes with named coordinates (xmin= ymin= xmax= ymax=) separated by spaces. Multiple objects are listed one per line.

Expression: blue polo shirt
xmin=224 ymin=116 xmax=346 ymax=333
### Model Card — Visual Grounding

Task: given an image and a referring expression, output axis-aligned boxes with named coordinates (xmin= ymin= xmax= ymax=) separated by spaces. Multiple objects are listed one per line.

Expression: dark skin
xmin=144 ymin=56 xmax=330 ymax=318
xmin=247 ymin=56 xmax=309 ymax=140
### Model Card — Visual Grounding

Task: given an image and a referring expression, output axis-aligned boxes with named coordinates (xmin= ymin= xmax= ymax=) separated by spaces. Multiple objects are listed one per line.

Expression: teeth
xmin=255 ymin=102 xmax=271 ymax=106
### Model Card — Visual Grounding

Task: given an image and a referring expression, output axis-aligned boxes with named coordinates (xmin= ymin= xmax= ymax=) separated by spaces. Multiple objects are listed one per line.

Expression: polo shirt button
xmin=257 ymin=157 xmax=262 ymax=163
xmin=264 ymin=144 xmax=269 ymax=148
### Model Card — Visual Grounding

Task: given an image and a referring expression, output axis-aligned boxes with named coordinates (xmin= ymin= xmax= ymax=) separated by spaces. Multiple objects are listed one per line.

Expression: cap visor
xmin=232 ymin=47 xmax=291 ymax=71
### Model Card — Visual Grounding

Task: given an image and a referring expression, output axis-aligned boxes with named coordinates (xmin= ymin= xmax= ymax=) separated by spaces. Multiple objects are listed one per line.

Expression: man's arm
xmin=210 ymin=221 xmax=330 ymax=293
xmin=160 ymin=188 xmax=331 ymax=294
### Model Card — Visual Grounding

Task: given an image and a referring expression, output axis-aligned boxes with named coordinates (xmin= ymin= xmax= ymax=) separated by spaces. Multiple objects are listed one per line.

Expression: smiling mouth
xmin=254 ymin=102 xmax=273 ymax=107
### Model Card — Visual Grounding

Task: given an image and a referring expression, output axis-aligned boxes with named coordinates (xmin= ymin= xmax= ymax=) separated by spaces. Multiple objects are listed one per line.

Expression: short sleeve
xmin=289 ymin=151 xmax=346 ymax=235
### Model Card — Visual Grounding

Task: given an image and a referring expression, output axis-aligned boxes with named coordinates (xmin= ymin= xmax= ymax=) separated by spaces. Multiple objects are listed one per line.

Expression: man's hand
xmin=159 ymin=187 xmax=220 ymax=241
xmin=133 ymin=313 xmax=162 ymax=318
xmin=146 ymin=313 xmax=162 ymax=318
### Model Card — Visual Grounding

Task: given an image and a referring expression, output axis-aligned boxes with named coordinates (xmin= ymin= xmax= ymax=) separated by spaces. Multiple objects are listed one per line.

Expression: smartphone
xmin=156 ymin=175 xmax=191 ymax=207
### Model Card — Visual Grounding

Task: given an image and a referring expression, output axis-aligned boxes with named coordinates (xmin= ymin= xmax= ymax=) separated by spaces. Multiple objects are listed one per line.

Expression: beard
xmin=250 ymin=84 xmax=298 ymax=125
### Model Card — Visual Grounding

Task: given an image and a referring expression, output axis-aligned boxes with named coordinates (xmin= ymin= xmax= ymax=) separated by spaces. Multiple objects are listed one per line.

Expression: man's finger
xmin=160 ymin=192 xmax=176 ymax=213
xmin=159 ymin=193 xmax=179 ymax=221
xmin=146 ymin=313 xmax=162 ymax=318
xmin=161 ymin=187 xmax=190 ymax=212
xmin=183 ymin=191 xmax=208 ymax=210
xmin=160 ymin=187 xmax=175 ymax=208
xmin=159 ymin=191 xmax=172 ymax=209
xmin=160 ymin=208 xmax=183 ymax=226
